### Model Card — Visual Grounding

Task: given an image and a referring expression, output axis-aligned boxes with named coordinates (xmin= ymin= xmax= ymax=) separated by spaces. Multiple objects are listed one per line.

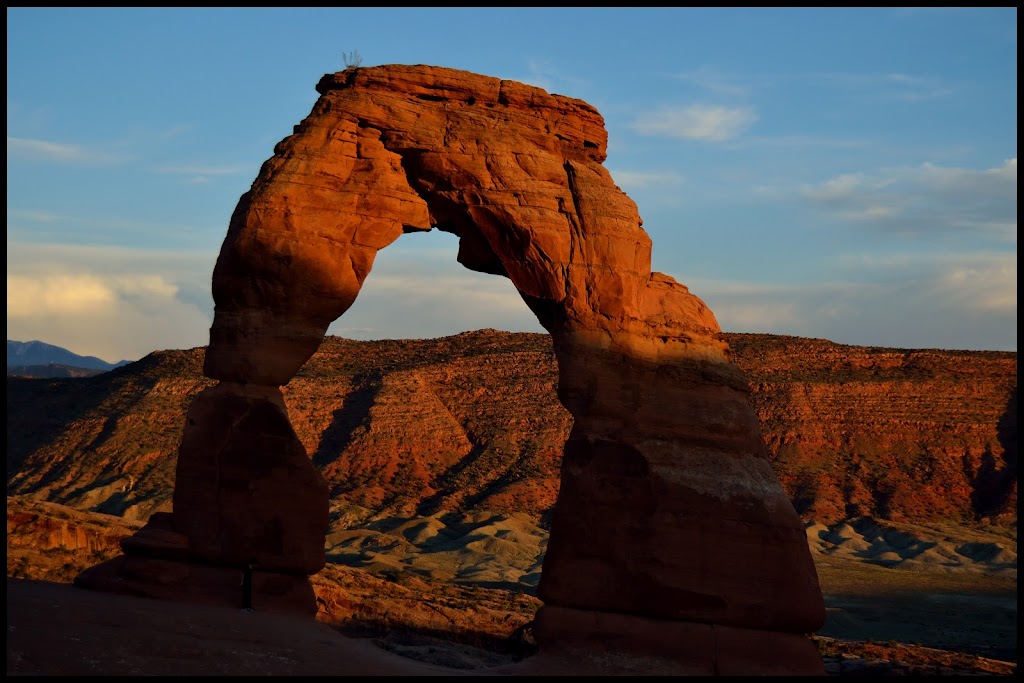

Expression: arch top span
xmin=205 ymin=63 xmax=723 ymax=386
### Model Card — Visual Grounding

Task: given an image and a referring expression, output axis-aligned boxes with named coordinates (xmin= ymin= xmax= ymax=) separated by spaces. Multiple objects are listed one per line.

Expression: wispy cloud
xmin=7 ymin=209 xmax=61 ymax=223
xmin=328 ymin=234 xmax=546 ymax=340
xmin=833 ymin=250 xmax=1017 ymax=312
xmin=668 ymin=66 xmax=749 ymax=97
xmin=335 ymin=268 xmax=545 ymax=341
xmin=504 ymin=59 xmax=589 ymax=97
xmin=4 ymin=233 xmax=547 ymax=358
xmin=6 ymin=242 xmax=216 ymax=361
xmin=330 ymin=326 xmax=387 ymax=338
xmin=6 ymin=136 xmax=130 ymax=165
xmin=668 ymin=68 xmax=953 ymax=102
xmin=688 ymin=249 xmax=1016 ymax=351
xmin=6 ymin=209 xmax=226 ymax=250
xmin=7 ymin=273 xmax=176 ymax=317
xmin=608 ymin=170 xmax=685 ymax=189
xmin=828 ymin=72 xmax=954 ymax=102
xmin=731 ymin=134 xmax=869 ymax=150
xmin=153 ymin=164 xmax=252 ymax=176
xmin=802 ymin=158 xmax=1017 ymax=240
xmin=632 ymin=104 xmax=758 ymax=142
xmin=153 ymin=162 xmax=255 ymax=185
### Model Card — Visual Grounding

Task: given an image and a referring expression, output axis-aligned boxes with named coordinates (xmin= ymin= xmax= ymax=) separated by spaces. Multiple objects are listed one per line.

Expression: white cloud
xmin=6 ymin=136 xmax=129 ymax=165
xmin=732 ymin=134 xmax=868 ymax=150
xmin=340 ymin=235 xmax=1016 ymax=352
xmin=668 ymin=68 xmax=952 ymax=103
xmin=154 ymin=164 xmax=252 ymax=176
xmin=332 ymin=268 xmax=546 ymax=341
xmin=502 ymin=59 xmax=589 ymax=97
xmin=7 ymin=274 xmax=118 ymax=317
xmin=687 ymin=250 xmax=1016 ymax=351
xmin=6 ymin=242 xmax=216 ymax=362
xmin=6 ymin=209 xmax=225 ymax=250
xmin=669 ymin=66 xmax=749 ymax=97
xmin=152 ymin=163 xmax=256 ymax=185
xmin=608 ymin=170 xmax=685 ymax=189
xmin=802 ymin=158 xmax=1017 ymax=240
xmin=807 ymin=172 xmax=878 ymax=201
xmin=7 ymin=209 xmax=61 ymax=223
xmin=4 ymin=233 xmax=547 ymax=359
xmin=329 ymin=233 xmax=546 ymax=340
xmin=861 ymin=72 xmax=954 ymax=102
xmin=632 ymin=104 xmax=758 ymax=142
xmin=7 ymin=136 xmax=87 ymax=162
xmin=834 ymin=250 xmax=1017 ymax=313
xmin=8 ymin=226 xmax=1014 ymax=366
xmin=792 ymin=71 xmax=953 ymax=101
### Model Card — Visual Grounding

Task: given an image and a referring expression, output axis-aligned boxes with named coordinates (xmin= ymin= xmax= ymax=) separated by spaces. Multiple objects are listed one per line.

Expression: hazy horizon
xmin=7 ymin=320 xmax=1018 ymax=369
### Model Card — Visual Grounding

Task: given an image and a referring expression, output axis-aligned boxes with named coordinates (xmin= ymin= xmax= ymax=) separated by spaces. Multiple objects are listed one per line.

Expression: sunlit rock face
xmin=177 ymin=64 xmax=823 ymax=669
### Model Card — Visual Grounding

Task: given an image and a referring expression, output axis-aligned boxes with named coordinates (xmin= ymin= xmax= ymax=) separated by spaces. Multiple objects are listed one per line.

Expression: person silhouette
xmin=241 ymin=559 xmax=257 ymax=611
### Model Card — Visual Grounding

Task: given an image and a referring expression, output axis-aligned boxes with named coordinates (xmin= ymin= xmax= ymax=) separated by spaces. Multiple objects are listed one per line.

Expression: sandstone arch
xmin=83 ymin=65 xmax=826 ymax=674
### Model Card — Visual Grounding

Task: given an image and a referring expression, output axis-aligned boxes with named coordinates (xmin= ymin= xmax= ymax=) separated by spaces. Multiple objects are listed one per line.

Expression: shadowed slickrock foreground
xmin=9 ymin=494 xmax=1016 ymax=676
xmin=10 ymin=574 xmax=1008 ymax=676
xmin=81 ymin=63 xmax=830 ymax=674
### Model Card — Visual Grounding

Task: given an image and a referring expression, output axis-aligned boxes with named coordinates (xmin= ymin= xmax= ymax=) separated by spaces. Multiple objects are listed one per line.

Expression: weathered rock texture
xmin=7 ymin=497 xmax=145 ymax=584
xmin=167 ymin=63 xmax=824 ymax=671
xmin=728 ymin=334 xmax=1018 ymax=525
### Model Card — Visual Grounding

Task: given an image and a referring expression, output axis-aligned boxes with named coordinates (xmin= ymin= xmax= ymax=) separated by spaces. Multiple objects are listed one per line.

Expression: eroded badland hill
xmin=7 ymin=330 xmax=1017 ymax=529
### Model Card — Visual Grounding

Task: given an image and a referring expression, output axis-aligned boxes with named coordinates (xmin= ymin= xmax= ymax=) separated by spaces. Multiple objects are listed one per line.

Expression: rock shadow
xmin=312 ymin=374 xmax=380 ymax=469
xmin=971 ymin=385 xmax=1017 ymax=517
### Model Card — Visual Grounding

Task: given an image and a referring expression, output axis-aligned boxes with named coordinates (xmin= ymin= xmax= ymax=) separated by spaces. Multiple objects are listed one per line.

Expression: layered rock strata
xmin=78 ymin=64 xmax=825 ymax=672
xmin=8 ymin=333 xmax=1016 ymax=527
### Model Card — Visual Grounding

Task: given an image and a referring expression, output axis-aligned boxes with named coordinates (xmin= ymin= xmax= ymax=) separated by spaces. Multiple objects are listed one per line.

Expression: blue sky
xmin=7 ymin=7 xmax=1017 ymax=363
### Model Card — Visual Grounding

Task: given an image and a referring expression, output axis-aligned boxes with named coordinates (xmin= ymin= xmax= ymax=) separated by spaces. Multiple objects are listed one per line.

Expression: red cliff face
xmin=8 ymin=332 xmax=1015 ymax=529
xmin=7 ymin=497 xmax=144 ymax=583
xmin=728 ymin=334 xmax=1017 ymax=526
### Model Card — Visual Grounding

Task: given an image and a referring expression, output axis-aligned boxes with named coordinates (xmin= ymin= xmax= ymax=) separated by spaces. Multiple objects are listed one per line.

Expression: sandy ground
xmin=8 ymin=574 xmax=1017 ymax=677
xmin=6 ymin=500 xmax=1016 ymax=676
xmin=6 ymin=577 xmax=470 ymax=676
xmin=6 ymin=578 xmax=743 ymax=677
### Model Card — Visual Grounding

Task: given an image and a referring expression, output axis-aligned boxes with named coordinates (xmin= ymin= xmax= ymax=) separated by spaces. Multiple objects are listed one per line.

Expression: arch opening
xmin=327 ymin=228 xmax=545 ymax=342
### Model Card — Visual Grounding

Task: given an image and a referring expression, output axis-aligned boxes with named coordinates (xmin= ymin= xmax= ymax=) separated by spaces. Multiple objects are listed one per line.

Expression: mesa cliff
xmin=7 ymin=330 xmax=1016 ymax=528
xmin=728 ymin=334 xmax=1017 ymax=525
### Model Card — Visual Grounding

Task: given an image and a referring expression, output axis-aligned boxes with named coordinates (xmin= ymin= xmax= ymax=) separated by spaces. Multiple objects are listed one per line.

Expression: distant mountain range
xmin=7 ymin=340 xmax=133 ymax=378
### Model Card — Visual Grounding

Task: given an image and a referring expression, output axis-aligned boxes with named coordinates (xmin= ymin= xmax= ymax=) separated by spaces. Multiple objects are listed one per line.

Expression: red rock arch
xmin=99 ymin=65 xmax=826 ymax=674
